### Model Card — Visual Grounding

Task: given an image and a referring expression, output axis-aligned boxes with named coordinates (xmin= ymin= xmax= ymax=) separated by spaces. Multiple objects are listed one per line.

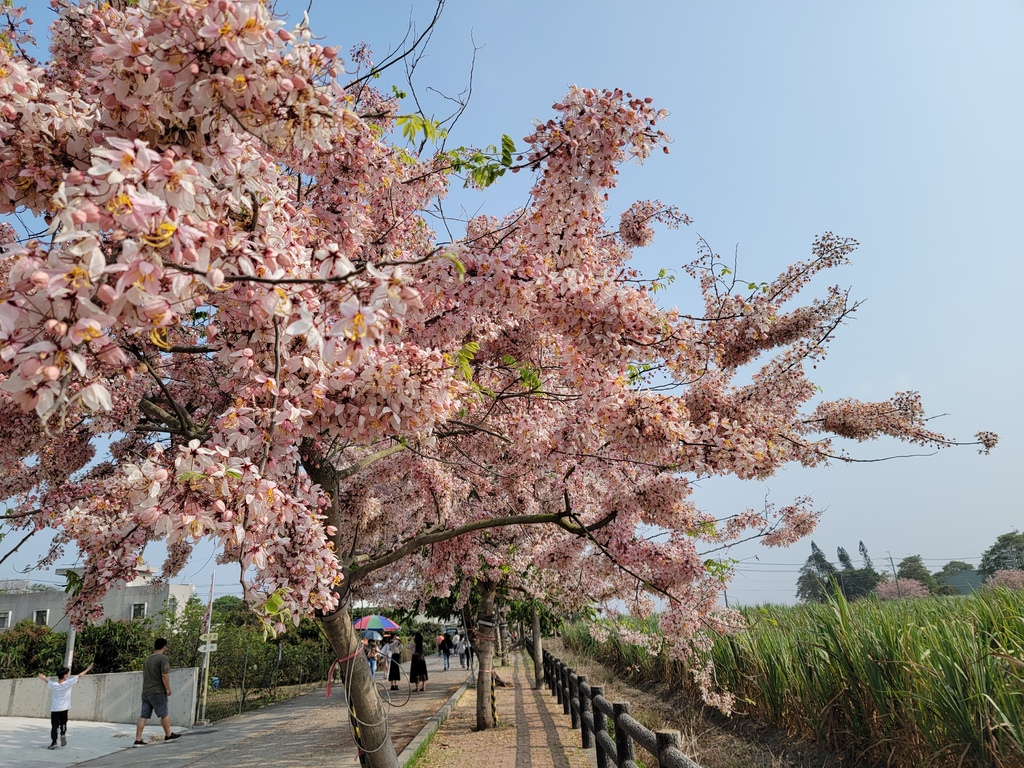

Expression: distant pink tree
xmin=985 ymin=570 xmax=1024 ymax=590
xmin=875 ymin=578 xmax=931 ymax=600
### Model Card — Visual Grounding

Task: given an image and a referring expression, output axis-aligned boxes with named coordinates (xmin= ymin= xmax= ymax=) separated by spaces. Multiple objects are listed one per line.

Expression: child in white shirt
xmin=37 ymin=662 xmax=93 ymax=749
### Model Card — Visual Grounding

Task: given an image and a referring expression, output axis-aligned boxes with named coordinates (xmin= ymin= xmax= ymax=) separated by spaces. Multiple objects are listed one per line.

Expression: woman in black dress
xmin=387 ymin=635 xmax=403 ymax=690
xmin=409 ymin=632 xmax=428 ymax=691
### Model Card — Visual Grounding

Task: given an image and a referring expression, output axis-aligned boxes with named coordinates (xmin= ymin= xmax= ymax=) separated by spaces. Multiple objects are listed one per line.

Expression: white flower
xmin=80 ymin=382 xmax=114 ymax=412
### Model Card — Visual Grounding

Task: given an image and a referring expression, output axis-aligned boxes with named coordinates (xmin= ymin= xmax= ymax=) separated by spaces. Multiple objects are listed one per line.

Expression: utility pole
xmin=887 ymin=552 xmax=902 ymax=598
xmin=197 ymin=572 xmax=216 ymax=725
xmin=56 ymin=567 xmax=82 ymax=669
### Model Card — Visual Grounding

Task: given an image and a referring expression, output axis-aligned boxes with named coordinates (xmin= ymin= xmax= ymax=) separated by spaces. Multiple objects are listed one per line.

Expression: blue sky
xmin=2 ymin=1 xmax=1022 ymax=605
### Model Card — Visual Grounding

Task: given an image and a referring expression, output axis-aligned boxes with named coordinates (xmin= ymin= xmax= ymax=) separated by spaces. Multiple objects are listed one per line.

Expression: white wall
xmin=0 ymin=669 xmax=198 ymax=726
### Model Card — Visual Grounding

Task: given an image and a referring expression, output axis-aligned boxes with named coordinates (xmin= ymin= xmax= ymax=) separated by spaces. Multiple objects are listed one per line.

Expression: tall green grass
xmin=564 ymin=590 xmax=1024 ymax=768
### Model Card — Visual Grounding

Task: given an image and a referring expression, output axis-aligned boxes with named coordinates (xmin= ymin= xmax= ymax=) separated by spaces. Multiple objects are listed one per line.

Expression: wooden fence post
xmin=591 ymin=685 xmax=610 ymax=768
xmin=657 ymin=730 xmax=683 ymax=763
xmin=613 ymin=702 xmax=635 ymax=767
xmin=554 ymin=660 xmax=564 ymax=705
xmin=562 ymin=665 xmax=571 ymax=716
xmin=568 ymin=668 xmax=579 ymax=728
xmin=577 ymin=675 xmax=591 ymax=748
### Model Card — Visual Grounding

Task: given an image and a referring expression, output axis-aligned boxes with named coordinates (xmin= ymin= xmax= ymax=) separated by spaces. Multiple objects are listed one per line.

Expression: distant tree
xmin=77 ymin=619 xmax=154 ymax=673
xmin=859 ymin=541 xmax=876 ymax=573
xmin=834 ymin=541 xmax=884 ymax=599
xmin=984 ymin=570 xmax=1024 ymax=590
xmin=933 ymin=560 xmax=975 ymax=595
xmin=213 ymin=596 xmax=255 ymax=628
xmin=936 ymin=560 xmax=974 ymax=580
xmin=164 ymin=595 xmax=208 ymax=670
xmin=896 ymin=555 xmax=940 ymax=593
xmin=837 ymin=546 xmax=854 ymax=570
xmin=979 ymin=531 xmax=1024 ymax=577
xmin=0 ymin=620 xmax=65 ymax=678
xmin=875 ymin=578 xmax=930 ymax=600
xmin=796 ymin=542 xmax=839 ymax=603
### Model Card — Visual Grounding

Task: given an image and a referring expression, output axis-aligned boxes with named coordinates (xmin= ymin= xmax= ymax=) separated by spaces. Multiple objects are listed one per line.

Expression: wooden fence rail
xmin=525 ymin=640 xmax=703 ymax=768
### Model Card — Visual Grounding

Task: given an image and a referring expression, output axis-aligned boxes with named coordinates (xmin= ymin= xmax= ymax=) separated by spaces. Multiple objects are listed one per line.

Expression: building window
xmin=131 ymin=603 xmax=147 ymax=621
xmin=34 ymin=609 xmax=49 ymax=626
xmin=0 ymin=611 xmax=10 ymax=629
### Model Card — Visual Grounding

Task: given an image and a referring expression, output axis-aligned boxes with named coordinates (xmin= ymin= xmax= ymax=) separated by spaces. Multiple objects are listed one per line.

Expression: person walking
xmin=378 ymin=637 xmax=391 ymax=679
xmin=386 ymin=635 xmax=403 ymax=691
xmin=365 ymin=639 xmax=379 ymax=677
xmin=453 ymin=635 xmax=467 ymax=669
xmin=440 ymin=632 xmax=453 ymax=671
xmin=134 ymin=638 xmax=180 ymax=746
xmin=37 ymin=662 xmax=93 ymax=749
xmin=409 ymin=632 xmax=428 ymax=692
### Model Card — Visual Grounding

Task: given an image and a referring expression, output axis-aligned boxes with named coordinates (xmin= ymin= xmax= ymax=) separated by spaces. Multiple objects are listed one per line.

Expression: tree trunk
xmin=303 ymin=449 xmax=400 ymax=767
xmin=531 ymin=604 xmax=544 ymax=689
xmin=319 ymin=601 xmax=399 ymax=767
xmin=475 ymin=579 xmax=498 ymax=730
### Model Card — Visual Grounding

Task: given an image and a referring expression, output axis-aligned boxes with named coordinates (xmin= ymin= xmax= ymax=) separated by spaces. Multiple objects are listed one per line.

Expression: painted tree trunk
xmin=475 ymin=580 xmax=498 ymax=730
xmin=319 ymin=604 xmax=399 ymax=768
xmin=532 ymin=604 xmax=544 ymax=688
xmin=304 ymin=452 xmax=399 ymax=767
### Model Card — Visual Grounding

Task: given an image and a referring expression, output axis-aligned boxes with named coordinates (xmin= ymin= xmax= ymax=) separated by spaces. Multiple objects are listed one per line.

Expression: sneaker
xmin=48 ymin=743 xmax=58 ymax=750
xmin=61 ymin=735 xmax=67 ymax=746
xmin=133 ymin=740 xmax=146 ymax=747
xmin=165 ymin=733 xmax=181 ymax=742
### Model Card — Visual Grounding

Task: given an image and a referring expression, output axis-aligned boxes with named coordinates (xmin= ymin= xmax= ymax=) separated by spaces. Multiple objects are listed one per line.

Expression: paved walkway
xmin=2 ymin=650 xmax=595 ymax=767
xmin=1 ymin=652 xmax=471 ymax=768
xmin=413 ymin=651 xmax=595 ymax=768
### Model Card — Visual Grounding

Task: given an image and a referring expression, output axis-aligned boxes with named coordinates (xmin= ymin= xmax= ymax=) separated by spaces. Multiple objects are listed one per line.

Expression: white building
xmin=0 ymin=565 xmax=193 ymax=632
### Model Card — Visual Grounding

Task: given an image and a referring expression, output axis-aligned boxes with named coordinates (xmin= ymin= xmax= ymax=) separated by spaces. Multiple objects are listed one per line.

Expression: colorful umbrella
xmin=353 ymin=614 xmax=401 ymax=631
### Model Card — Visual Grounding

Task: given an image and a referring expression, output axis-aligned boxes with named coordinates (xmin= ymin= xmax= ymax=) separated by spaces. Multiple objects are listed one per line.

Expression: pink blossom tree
xmin=874 ymin=578 xmax=931 ymax=600
xmin=0 ymin=0 xmax=997 ymax=761
xmin=985 ymin=570 xmax=1024 ymax=591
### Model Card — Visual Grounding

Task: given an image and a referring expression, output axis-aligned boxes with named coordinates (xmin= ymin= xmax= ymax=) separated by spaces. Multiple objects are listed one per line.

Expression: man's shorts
xmin=140 ymin=692 xmax=169 ymax=719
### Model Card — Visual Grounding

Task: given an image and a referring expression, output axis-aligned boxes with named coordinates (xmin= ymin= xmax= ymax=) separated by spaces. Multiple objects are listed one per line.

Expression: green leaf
xmin=394 ymin=115 xmax=445 ymax=145
xmin=264 ymin=593 xmax=283 ymax=614
xmin=441 ymin=252 xmax=465 ymax=278
xmin=63 ymin=570 xmax=83 ymax=596
xmin=455 ymin=341 xmax=480 ymax=381
xmin=500 ymin=134 xmax=515 ymax=167
xmin=703 ymin=557 xmax=738 ymax=582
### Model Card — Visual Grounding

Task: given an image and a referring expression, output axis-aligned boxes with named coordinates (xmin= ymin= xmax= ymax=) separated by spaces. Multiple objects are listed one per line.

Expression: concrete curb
xmin=397 ymin=669 xmax=474 ymax=767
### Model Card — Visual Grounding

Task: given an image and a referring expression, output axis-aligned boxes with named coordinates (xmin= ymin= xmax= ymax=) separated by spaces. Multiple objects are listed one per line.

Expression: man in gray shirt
xmin=133 ymin=638 xmax=180 ymax=746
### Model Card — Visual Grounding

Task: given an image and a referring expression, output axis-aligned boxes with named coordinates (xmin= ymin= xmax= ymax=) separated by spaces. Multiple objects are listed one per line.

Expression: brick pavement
xmin=413 ymin=651 xmax=595 ymax=768
xmin=65 ymin=652 xmax=470 ymax=768
xmin=4 ymin=650 xmax=592 ymax=768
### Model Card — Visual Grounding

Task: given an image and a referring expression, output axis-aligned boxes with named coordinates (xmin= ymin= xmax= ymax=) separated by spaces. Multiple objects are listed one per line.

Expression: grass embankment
xmin=202 ymin=681 xmax=324 ymax=721
xmin=564 ymin=589 xmax=1024 ymax=768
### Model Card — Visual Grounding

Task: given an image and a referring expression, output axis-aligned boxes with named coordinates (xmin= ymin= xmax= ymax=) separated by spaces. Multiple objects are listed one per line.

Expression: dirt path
xmin=544 ymin=638 xmax=843 ymax=768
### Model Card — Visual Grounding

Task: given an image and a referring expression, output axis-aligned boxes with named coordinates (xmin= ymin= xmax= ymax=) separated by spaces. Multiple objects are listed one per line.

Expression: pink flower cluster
xmin=985 ymin=570 xmax=1024 ymax=590
xmin=874 ymin=578 xmax=931 ymax=600
xmin=0 ymin=1 xmax=996 ymax=654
